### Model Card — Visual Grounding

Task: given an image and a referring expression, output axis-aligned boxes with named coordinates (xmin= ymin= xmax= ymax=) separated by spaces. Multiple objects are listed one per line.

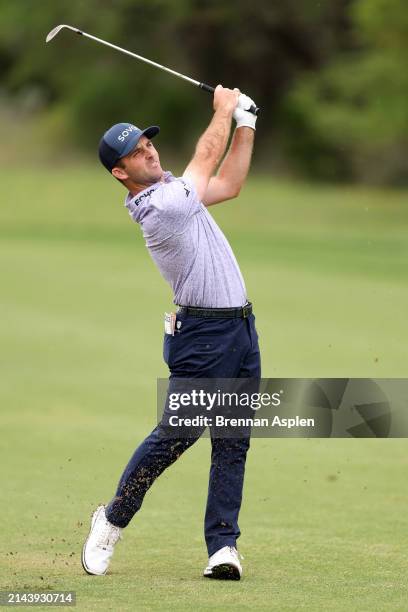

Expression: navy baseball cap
xmin=98 ymin=122 xmax=160 ymax=172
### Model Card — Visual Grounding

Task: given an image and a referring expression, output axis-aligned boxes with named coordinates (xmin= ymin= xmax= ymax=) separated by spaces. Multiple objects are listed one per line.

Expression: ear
xmin=112 ymin=166 xmax=128 ymax=181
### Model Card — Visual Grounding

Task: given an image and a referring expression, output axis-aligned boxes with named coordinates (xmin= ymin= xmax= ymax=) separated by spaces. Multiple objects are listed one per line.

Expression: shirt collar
xmin=124 ymin=170 xmax=174 ymax=209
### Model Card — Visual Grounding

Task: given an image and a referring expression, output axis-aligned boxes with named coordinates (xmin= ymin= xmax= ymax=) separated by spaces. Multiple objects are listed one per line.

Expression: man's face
xmin=113 ymin=135 xmax=163 ymax=186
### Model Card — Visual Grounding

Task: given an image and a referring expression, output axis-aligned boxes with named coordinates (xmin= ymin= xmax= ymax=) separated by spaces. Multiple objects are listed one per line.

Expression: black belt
xmin=177 ymin=302 xmax=252 ymax=319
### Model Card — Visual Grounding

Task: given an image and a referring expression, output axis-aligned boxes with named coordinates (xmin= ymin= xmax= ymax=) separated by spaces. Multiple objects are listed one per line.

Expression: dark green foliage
xmin=287 ymin=0 xmax=408 ymax=183
xmin=0 ymin=0 xmax=405 ymax=183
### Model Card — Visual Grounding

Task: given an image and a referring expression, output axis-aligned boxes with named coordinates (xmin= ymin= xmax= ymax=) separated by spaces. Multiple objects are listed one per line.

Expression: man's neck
xmin=127 ymin=173 xmax=165 ymax=197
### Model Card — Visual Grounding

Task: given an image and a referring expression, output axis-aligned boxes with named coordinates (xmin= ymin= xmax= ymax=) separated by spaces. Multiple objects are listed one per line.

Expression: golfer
xmin=82 ymin=86 xmax=261 ymax=580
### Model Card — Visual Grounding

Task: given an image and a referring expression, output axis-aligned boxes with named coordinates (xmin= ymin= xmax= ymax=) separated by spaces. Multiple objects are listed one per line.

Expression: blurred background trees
xmin=0 ymin=0 xmax=406 ymax=184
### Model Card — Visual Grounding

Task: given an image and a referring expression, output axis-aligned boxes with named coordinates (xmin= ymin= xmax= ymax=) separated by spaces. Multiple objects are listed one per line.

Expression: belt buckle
xmin=242 ymin=305 xmax=248 ymax=319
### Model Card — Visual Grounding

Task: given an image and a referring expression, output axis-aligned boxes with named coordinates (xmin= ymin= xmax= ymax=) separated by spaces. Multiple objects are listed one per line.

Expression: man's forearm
xmin=216 ymin=127 xmax=255 ymax=193
xmin=183 ymin=85 xmax=239 ymax=201
xmin=193 ymin=107 xmax=233 ymax=173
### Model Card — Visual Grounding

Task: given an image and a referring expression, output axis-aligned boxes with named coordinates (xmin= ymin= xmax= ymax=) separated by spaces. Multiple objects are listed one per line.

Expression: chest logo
xmin=133 ymin=188 xmax=155 ymax=206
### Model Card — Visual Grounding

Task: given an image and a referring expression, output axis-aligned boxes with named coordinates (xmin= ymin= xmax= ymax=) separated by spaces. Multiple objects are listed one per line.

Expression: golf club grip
xmin=199 ymin=82 xmax=260 ymax=116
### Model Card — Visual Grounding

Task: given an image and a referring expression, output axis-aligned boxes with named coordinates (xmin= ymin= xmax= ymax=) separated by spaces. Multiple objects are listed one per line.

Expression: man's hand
xmin=233 ymin=93 xmax=258 ymax=130
xmin=213 ymin=85 xmax=240 ymax=115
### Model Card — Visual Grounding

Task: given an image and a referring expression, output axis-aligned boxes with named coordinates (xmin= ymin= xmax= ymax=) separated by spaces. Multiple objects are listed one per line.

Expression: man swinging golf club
xmin=82 ymin=85 xmax=261 ymax=580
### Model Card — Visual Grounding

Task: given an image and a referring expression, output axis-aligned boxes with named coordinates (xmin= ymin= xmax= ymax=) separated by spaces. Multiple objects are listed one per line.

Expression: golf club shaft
xmin=66 ymin=28 xmax=259 ymax=116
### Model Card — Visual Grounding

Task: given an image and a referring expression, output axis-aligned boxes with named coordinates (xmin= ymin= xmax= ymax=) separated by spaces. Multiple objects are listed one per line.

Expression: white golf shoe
xmin=203 ymin=545 xmax=243 ymax=580
xmin=81 ymin=505 xmax=122 ymax=575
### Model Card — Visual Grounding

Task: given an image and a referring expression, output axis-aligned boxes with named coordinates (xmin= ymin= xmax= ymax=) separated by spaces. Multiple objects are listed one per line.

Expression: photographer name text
xmin=168 ymin=415 xmax=315 ymax=429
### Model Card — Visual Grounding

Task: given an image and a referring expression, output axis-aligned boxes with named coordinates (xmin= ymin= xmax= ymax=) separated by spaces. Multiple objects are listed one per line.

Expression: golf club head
xmin=46 ymin=24 xmax=81 ymax=43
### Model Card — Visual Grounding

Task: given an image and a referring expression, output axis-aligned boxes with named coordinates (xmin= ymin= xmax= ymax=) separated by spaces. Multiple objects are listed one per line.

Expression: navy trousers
xmin=105 ymin=310 xmax=261 ymax=556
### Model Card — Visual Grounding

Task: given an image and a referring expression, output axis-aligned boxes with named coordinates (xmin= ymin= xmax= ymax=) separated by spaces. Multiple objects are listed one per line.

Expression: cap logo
xmin=118 ymin=125 xmax=137 ymax=142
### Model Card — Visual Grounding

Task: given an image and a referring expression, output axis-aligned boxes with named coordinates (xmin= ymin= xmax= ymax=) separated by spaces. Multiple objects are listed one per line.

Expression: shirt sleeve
xmin=150 ymin=176 xmax=202 ymax=234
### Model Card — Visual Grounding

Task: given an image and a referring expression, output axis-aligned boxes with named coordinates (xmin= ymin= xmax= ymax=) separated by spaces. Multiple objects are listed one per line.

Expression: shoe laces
xmin=228 ymin=546 xmax=244 ymax=561
xmin=95 ymin=518 xmax=122 ymax=549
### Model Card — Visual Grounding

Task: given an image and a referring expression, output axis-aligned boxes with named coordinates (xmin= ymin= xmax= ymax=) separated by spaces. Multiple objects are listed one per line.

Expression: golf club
xmin=46 ymin=24 xmax=260 ymax=116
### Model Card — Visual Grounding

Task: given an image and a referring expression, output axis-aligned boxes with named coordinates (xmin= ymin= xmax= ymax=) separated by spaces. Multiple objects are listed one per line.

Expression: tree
xmin=285 ymin=0 xmax=408 ymax=183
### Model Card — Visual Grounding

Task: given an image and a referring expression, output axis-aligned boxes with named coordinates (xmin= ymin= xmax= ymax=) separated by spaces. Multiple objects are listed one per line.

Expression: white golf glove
xmin=233 ymin=93 xmax=257 ymax=130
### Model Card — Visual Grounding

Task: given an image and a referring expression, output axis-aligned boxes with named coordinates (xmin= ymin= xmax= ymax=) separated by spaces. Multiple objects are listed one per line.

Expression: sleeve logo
xmin=181 ymin=180 xmax=190 ymax=197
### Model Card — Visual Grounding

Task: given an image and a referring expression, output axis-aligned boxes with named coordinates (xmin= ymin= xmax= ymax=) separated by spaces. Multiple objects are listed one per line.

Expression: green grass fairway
xmin=1 ymin=166 xmax=408 ymax=610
